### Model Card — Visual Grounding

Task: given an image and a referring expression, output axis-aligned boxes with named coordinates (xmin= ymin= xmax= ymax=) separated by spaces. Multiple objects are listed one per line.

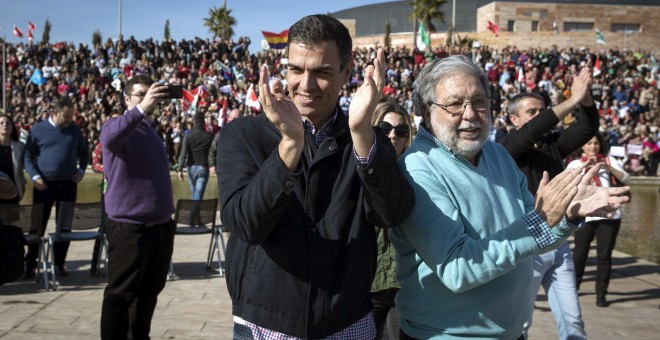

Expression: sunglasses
xmin=378 ymin=121 xmax=410 ymax=138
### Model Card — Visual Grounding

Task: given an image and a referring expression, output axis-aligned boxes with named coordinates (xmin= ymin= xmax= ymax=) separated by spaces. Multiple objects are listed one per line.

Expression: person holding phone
xmin=566 ymin=132 xmax=629 ymax=307
xmin=100 ymin=75 xmax=176 ymax=339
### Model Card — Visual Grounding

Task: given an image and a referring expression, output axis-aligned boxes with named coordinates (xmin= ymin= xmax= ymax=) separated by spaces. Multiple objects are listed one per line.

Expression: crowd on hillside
xmin=2 ymin=36 xmax=659 ymax=175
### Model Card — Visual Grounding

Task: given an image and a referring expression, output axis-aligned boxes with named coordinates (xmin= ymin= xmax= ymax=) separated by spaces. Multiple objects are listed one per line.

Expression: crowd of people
xmin=2 ymin=33 xmax=659 ymax=176
xmin=0 ymin=16 xmax=653 ymax=339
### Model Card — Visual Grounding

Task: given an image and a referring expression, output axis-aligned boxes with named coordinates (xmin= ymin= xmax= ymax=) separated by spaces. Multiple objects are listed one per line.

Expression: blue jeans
xmin=187 ymin=165 xmax=210 ymax=201
xmin=187 ymin=165 xmax=209 ymax=226
xmin=524 ymin=242 xmax=586 ymax=340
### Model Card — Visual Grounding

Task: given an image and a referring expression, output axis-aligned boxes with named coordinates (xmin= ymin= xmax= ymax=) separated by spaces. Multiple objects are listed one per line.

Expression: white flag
xmin=595 ymin=29 xmax=606 ymax=45
xmin=416 ymin=23 xmax=430 ymax=50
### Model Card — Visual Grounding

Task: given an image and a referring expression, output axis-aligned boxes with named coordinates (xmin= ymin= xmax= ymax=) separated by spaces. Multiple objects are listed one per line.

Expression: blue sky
xmin=1 ymin=0 xmax=393 ymax=51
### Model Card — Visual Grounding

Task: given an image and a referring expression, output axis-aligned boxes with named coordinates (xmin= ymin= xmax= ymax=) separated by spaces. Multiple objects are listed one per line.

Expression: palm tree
xmin=204 ymin=6 xmax=236 ymax=41
xmin=410 ymin=0 xmax=447 ymax=32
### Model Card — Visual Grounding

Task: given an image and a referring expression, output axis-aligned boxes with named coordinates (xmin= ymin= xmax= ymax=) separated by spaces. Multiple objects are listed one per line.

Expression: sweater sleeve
xmin=498 ymin=108 xmax=560 ymax=159
xmin=23 ymin=127 xmax=40 ymax=179
xmin=553 ymin=105 xmax=599 ymax=159
xmin=99 ymin=107 xmax=147 ymax=153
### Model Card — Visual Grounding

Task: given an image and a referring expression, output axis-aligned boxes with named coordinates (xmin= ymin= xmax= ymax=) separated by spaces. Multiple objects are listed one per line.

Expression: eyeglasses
xmin=378 ymin=121 xmax=410 ymax=138
xmin=128 ymin=92 xmax=146 ymax=99
xmin=432 ymin=98 xmax=490 ymax=116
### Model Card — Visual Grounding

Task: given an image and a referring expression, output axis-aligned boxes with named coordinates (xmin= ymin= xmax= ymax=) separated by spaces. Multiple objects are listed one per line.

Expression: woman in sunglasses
xmin=370 ymin=101 xmax=413 ymax=339
xmin=372 ymin=101 xmax=414 ymax=158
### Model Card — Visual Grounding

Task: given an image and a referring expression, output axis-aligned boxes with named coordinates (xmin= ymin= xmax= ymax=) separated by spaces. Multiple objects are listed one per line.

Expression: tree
xmin=92 ymin=29 xmax=102 ymax=47
xmin=164 ymin=19 xmax=171 ymax=41
xmin=384 ymin=20 xmax=392 ymax=48
xmin=42 ymin=18 xmax=51 ymax=43
xmin=454 ymin=34 xmax=475 ymax=50
xmin=410 ymin=0 xmax=447 ymax=32
xmin=204 ymin=6 xmax=236 ymax=41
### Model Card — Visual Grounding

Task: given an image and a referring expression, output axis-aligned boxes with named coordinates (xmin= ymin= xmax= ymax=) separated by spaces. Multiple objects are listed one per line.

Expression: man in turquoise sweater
xmin=390 ymin=56 xmax=629 ymax=340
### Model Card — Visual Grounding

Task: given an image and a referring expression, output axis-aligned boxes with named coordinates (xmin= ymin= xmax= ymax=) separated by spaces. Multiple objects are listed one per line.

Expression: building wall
xmin=476 ymin=2 xmax=660 ymax=52
xmin=345 ymin=1 xmax=660 ymax=53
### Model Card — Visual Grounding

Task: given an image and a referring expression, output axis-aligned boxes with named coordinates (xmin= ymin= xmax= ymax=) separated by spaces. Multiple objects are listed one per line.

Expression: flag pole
xmin=118 ymin=0 xmax=122 ymax=40
xmin=451 ymin=0 xmax=456 ymax=46
xmin=2 ymin=35 xmax=6 ymax=114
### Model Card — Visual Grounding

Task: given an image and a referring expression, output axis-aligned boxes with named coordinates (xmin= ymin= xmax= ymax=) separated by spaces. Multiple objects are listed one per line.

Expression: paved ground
xmin=1 ymin=226 xmax=658 ymax=339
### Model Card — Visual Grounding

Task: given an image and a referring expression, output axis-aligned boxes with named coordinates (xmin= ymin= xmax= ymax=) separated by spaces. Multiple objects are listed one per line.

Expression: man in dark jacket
xmin=499 ymin=67 xmax=598 ymax=339
xmin=177 ymin=113 xmax=214 ymax=226
xmin=217 ymin=14 xmax=414 ymax=339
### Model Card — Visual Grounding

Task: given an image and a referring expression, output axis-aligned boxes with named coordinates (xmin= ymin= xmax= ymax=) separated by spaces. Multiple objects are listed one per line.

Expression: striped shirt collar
xmin=302 ymin=107 xmax=339 ymax=146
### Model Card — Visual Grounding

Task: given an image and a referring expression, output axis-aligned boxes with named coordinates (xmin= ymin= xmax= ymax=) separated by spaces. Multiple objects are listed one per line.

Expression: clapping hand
xmin=259 ymin=65 xmax=304 ymax=143
xmin=349 ymin=48 xmax=385 ymax=156
xmin=567 ymin=164 xmax=630 ymax=219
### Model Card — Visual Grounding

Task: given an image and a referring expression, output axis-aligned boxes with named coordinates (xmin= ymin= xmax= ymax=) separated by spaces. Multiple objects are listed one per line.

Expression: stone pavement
xmin=1 ymin=228 xmax=658 ymax=339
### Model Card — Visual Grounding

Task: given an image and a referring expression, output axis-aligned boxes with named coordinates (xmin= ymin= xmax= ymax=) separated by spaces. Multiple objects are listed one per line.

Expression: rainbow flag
xmin=262 ymin=30 xmax=288 ymax=49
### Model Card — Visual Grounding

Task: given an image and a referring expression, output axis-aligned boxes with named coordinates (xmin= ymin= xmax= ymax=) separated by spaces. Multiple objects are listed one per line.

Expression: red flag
xmin=593 ymin=56 xmax=602 ymax=77
xmin=52 ymin=42 xmax=67 ymax=51
xmin=13 ymin=25 xmax=23 ymax=38
xmin=487 ymin=20 xmax=499 ymax=37
xmin=28 ymin=21 xmax=36 ymax=31
xmin=245 ymin=83 xmax=262 ymax=111
xmin=28 ymin=30 xmax=34 ymax=41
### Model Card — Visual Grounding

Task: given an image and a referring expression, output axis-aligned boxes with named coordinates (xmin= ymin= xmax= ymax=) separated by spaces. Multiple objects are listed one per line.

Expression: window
xmin=532 ymin=21 xmax=538 ymax=32
xmin=508 ymin=20 xmax=515 ymax=32
xmin=564 ymin=22 xmax=594 ymax=32
xmin=611 ymin=23 xmax=641 ymax=32
xmin=523 ymin=11 xmax=532 ymax=17
xmin=540 ymin=10 xmax=548 ymax=18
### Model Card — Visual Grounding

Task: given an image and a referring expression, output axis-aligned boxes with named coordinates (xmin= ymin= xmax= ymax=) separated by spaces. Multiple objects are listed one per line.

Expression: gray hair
xmin=412 ymin=55 xmax=491 ymax=120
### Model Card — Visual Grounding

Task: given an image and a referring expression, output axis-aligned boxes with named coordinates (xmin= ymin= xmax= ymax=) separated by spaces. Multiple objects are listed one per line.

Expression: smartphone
xmin=167 ymin=85 xmax=184 ymax=99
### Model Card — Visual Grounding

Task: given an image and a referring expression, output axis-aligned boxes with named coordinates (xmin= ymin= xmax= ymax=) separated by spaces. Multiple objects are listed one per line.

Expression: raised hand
xmin=259 ymin=65 xmax=304 ymax=171
xmin=571 ymin=66 xmax=594 ymax=107
xmin=350 ymin=48 xmax=385 ymax=156
xmin=535 ymin=169 xmax=582 ymax=226
xmin=259 ymin=65 xmax=304 ymax=143
xmin=139 ymin=83 xmax=169 ymax=113
xmin=566 ymin=164 xmax=630 ymax=219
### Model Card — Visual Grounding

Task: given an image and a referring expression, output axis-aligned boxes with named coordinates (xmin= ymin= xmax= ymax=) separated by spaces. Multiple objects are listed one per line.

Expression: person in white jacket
xmin=566 ymin=132 xmax=630 ymax=307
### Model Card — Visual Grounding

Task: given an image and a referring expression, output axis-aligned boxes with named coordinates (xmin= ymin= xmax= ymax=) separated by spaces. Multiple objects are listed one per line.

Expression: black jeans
xmin=100 ymin=219 xmax=176 ymax=340
xmin=372 ymin=288 xmax=400 ymax=340
xmin=572 ymin=219 xmax=621 ymax=295
xmin=26 ymin=181 xmax=77 ymax=269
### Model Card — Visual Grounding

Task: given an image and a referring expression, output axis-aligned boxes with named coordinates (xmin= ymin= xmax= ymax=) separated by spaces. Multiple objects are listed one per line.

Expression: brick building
xmin=332 ymin=0 xmax=660 ymax=52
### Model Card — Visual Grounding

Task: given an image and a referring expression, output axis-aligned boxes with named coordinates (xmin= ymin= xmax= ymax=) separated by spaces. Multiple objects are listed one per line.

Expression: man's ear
xmin=342 ymin=64 xmax=351 ymax=83
xmin=509 ymin=114 xmax=519 ymax=129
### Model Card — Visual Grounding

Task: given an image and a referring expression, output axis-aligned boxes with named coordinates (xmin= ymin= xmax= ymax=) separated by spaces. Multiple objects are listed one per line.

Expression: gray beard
xmin=435 ymin=119 xmax=491 ymax=160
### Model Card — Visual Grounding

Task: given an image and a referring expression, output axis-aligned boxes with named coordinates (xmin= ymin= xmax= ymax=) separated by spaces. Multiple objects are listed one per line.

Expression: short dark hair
xmin=192 ymin=113 xmax=205 ymax=128
xmin=508 ymin=92 xmax=545 ymax=116
xmin=55 ymin=97 xmax=73 ymax=111
xmin=124 ymin=75 xmax=154 ymax=96
xmin=287 ymin=14 xmax=352 ymax=70
xmin=0 ymin=114 xmax=19 ymax=141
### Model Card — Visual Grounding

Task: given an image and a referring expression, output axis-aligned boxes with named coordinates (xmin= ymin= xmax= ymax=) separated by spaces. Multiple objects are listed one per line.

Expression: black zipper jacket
xmin=217 ymin=111 xmax=414 ymax=338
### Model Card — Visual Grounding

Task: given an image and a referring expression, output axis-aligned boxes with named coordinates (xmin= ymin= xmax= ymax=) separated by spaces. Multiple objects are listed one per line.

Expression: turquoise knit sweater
xmin=390 ymin=125 xmax=572 ymax=340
